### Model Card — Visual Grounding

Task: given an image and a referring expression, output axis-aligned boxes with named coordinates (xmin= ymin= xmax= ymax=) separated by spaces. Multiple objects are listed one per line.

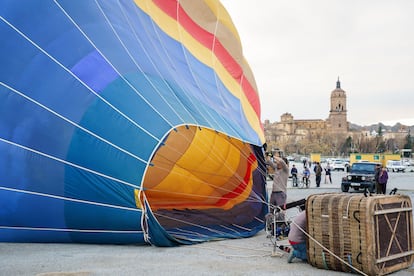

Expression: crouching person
xmin=287 ymin=211 xmax=307 ymax=263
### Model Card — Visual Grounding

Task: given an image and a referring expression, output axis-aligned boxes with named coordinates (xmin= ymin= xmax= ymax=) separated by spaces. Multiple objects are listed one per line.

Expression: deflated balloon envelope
xmin=0 ymin=0 xmax=267 ymax=246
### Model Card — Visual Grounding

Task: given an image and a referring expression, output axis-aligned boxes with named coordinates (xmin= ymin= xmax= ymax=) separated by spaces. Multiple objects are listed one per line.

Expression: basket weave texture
xmin=306 ymin=193 xmax=414 ymax=275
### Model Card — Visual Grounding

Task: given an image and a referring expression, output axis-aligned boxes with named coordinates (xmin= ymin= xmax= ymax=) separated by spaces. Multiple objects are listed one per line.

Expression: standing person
xmin=302 ymin=158 xmax=307 ymax=168
xmin=324 ymin=163 xmax=332 ymax=184
xmin=291 ymin=164 xmax=298 ymax=187
xmin=315 ymin=162 xmax=322 ymax=187
xmin=375 ymin=164 xmax=382 ymax=194
xmin=287 ymin=211 xmax=307 ymax=263
xmin=377 ymin=166 xmax=389 ymax=194
xmin=302 ymin=166 xmax=311 ymax=187
xmin=266 ymin=156 xmax=289 ymax=214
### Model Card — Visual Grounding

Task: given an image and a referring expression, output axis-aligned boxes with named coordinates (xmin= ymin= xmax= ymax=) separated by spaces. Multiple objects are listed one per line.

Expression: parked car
xmin=331 ymin=159 xmax=349 ymax=171
xmin=341 ymin=162 xmax=379 ymax=193
xmin=286 ymin=155 xmax=296 ymax=162
xmin=402 ymin=159 xmax=412 ymax=167
xmin=386 ymin=160 xmax=406 ymax=172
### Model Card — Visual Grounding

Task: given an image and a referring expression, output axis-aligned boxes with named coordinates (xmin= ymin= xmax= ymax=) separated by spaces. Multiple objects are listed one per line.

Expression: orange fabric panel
xmin=143 ymin=126 xmax=257 ymax=210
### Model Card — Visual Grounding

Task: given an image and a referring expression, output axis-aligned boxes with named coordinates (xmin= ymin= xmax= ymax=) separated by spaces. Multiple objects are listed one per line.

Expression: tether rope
xmin=154 ymin=212 xmax=241 ymax=239
xmin=288 ymin=213 xmax=369 ymax=276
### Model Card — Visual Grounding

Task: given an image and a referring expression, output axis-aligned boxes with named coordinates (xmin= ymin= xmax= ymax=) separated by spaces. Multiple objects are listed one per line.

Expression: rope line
xmin=191 ymin=243 xmax=276 ymax=259
xmin=289 ymin=214 xmax=369 ymax=276
xmin=153 ymin=211 xmax=250 ymax=240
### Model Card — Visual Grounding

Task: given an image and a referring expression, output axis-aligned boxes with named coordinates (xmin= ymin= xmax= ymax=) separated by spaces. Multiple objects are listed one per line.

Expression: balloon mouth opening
xmin=141 ymin=125 xmax=258 ymax=236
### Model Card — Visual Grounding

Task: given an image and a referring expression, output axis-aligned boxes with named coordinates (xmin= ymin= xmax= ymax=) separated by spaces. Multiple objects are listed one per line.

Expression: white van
xmin=386 ymin=160 xmax=406 ymax=172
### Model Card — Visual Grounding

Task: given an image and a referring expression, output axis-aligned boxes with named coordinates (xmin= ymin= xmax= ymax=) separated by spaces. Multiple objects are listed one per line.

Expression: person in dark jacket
xmin=291 ymin=164 xmax=298 ymax=187
xmin=377 ymin=166 xmax=389 ymax=194
xmin=375 ymin=164 xmax=382 ymax=193
xmin=314 ymin=162 xmax=322 ymax=187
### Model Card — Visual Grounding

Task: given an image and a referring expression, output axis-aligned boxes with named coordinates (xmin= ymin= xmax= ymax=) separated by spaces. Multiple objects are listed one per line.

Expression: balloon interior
xmin=0 ymin=0 xmax=267 ymax=246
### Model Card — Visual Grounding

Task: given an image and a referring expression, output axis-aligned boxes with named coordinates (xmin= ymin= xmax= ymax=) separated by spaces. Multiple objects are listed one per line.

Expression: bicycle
xmin=298 ymin=174 xmax=310 ymax=188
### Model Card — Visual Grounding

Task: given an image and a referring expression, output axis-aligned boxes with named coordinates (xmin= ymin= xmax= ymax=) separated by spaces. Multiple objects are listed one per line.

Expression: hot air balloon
xmin=0 ymin=0 xmax=267 ymax=246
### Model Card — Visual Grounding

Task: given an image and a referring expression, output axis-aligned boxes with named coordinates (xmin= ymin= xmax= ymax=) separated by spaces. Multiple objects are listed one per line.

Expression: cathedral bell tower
xmin=328 ymin=77 xmax=348 ymax=133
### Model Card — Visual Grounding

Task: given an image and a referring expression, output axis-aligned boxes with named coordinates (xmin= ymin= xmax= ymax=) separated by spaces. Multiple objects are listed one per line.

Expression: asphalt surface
xmin=1 ymin=168 xmax=414 ymax=276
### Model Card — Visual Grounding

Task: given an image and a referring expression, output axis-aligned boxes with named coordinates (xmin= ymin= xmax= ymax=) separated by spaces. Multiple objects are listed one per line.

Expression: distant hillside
xmin=349 ymin=122 xmax=414 ymax=133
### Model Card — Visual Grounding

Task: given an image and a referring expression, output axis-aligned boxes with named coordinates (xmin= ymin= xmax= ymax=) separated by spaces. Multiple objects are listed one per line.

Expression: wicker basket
xmin=306 ymin=193 xmax=414 ymax=275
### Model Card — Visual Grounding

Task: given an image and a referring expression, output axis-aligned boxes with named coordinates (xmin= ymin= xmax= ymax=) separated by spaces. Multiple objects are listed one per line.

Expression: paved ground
xmin=1 ymin=169 xmax=414 ymax=276
xmin=1 ymin=218 xmax=413 ymax=276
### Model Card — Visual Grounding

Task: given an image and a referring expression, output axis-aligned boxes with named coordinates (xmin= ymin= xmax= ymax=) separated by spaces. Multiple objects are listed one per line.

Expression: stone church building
xmin=264 ymin=78 xmax=349 ymax=143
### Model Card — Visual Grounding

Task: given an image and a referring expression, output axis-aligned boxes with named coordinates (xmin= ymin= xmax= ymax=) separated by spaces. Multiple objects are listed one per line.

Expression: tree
xmin=377 ymin=125 xmax=383 ymax=137
xmin=340 ymin=136 xmax=353 ymax=155
xmin=404 ymin=130 xmax=413 ymax=150
xmin=375 ymin=124 xmax=385 ymax=153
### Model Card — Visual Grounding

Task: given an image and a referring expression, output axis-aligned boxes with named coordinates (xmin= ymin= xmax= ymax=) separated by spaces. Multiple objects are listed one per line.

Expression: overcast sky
xmin=220 ymin=0 xmax=414 ymax=126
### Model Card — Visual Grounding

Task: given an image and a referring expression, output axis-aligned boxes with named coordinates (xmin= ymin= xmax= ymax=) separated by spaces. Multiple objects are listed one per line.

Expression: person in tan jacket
xmin=266 ymin=156 xmax=289 ymax=214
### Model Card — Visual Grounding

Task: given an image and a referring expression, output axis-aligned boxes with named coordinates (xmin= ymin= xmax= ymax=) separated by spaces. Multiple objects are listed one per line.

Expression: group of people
xmin=265 ymin=154 xmax=392 ymax=263
xmin=284 ymin=163 xmax=389 ymax=263
xmin=289 ymin=162 xmax=332 ymax=188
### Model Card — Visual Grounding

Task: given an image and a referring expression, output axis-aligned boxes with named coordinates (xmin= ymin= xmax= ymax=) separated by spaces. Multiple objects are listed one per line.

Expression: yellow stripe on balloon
xmin=134 ymin=0 xmax=264 ymax=144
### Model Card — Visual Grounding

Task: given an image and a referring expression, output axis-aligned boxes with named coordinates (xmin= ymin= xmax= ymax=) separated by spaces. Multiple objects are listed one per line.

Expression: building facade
xmin=327 ymin=78 xmax=348 ymax=133
xmin=264 ymin=78 xmax=349 ymax=143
